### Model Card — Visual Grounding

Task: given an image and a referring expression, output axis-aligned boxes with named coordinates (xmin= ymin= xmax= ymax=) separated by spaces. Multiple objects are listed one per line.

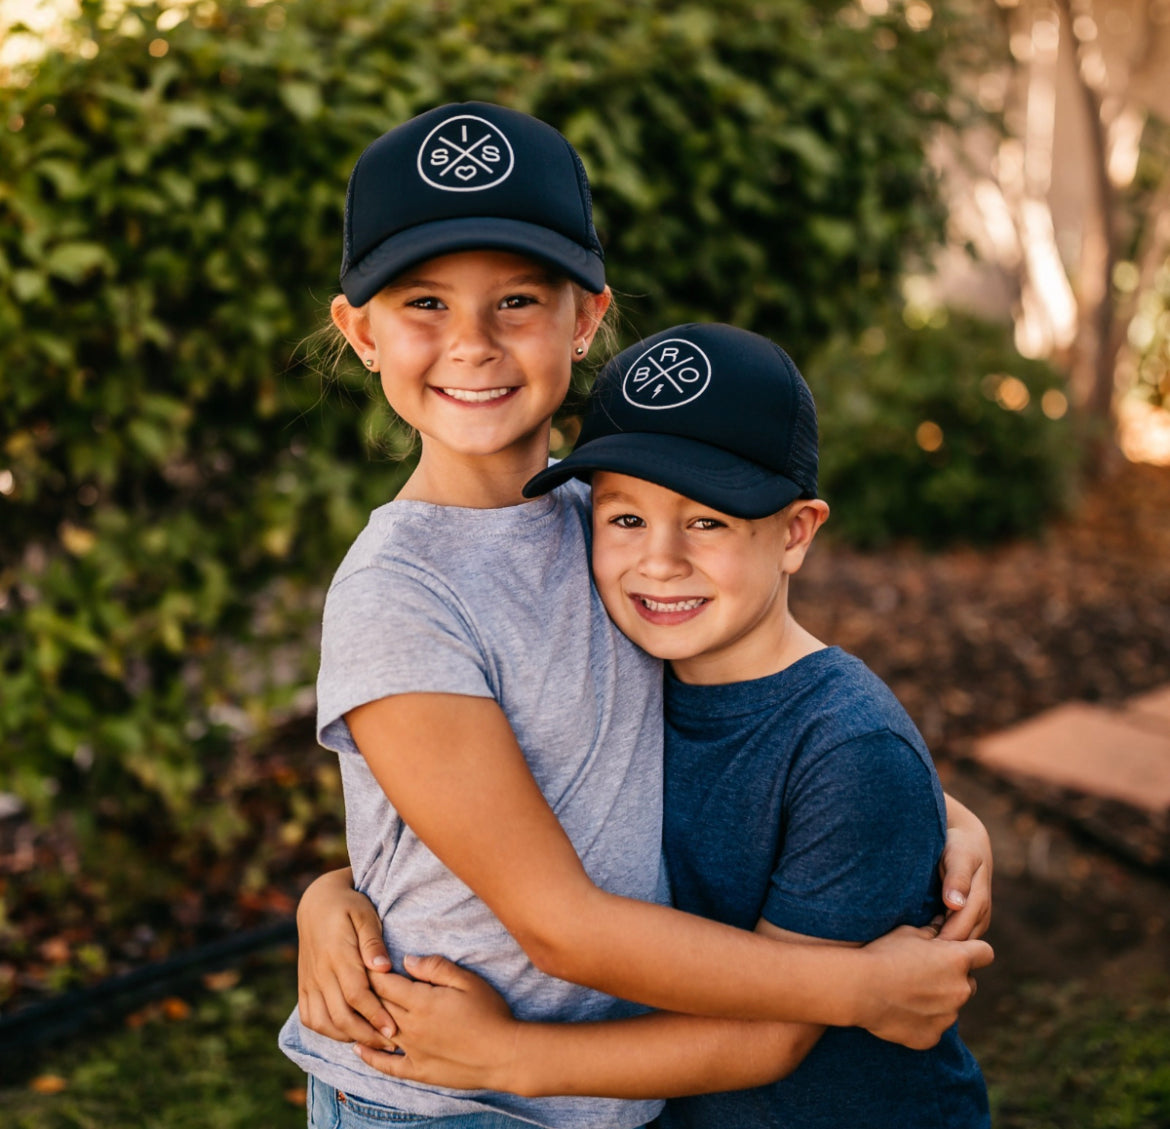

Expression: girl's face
xmin=333 ymin=250 xmax=607 ymax=497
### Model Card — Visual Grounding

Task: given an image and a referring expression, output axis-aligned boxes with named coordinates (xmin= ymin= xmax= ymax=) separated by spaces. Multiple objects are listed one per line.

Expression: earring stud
xmin=364 ymin=357 xmax=374 ymax=368
xmin=575 ymin=346 xmax=585 ymax=356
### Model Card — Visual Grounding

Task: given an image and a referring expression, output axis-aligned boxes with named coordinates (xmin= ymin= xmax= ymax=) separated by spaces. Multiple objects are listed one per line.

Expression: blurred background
xmin=0 ymin=0 xmax=1168 ymax=1124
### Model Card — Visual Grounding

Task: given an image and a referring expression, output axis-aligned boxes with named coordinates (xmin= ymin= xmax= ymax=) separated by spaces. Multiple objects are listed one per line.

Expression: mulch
xmin=4 ymin=457 xmax=1170 ymax=1029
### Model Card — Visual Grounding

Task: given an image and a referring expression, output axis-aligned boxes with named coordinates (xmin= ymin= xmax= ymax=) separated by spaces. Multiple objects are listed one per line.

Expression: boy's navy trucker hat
xmin=339 ymin=102 xmax=605 ymax=305
xmin=524 ymin=324 xmax=819 ymax=519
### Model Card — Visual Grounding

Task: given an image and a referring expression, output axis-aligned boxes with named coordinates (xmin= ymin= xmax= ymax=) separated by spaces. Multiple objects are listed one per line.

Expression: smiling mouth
xmin=639 ymin=596 xmax=707 ymax=612
xmin=629 ymin=594 xmax=711 ymax=626
xmin=439 ymin=387 xmax=516 ymax=403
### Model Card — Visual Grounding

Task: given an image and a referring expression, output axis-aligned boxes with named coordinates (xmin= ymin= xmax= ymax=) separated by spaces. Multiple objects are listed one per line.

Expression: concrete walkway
xmin=969 ymin=685 xmax=1170 ymax=869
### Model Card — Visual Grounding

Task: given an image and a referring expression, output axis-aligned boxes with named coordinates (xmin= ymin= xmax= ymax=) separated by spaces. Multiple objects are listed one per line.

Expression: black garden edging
xmin=0 ymin=918 xmax=296 ymax=1074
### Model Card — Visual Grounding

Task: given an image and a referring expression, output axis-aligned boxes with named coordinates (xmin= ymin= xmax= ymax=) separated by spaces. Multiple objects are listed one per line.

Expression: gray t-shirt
xmin=279 ymin=481 xmax=667 ymax=1129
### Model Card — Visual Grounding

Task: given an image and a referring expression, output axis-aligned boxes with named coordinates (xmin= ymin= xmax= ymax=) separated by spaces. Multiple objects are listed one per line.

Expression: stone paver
xmin=969 ymin=686 xmax=1170 ymax=867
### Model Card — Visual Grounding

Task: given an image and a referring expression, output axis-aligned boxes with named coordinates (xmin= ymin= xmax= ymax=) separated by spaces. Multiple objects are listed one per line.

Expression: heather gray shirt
xmin=279 ymin=481 xmax=667 ymax=1129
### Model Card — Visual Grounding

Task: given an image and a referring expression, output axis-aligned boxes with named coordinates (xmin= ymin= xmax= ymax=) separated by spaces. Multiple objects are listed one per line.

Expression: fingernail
xmin=947 ymin=891 xmax=967 ymax=907
xmin=380 ymin=1027 xmax=395 ymax=1039
xmin=371 ymin=956 xmax=390 ymax=969
xmin=351 ymin=1043 xmax=363 ymax=1058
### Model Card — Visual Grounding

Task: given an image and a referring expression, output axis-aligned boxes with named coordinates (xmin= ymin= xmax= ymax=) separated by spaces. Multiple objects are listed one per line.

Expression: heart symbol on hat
xmin=455 ymin=165 xmax=477 ymax=181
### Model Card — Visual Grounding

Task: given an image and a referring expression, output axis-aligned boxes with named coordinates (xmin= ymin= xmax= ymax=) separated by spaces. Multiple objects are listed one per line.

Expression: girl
xmin=279 ymin=102 xmax=993 ymax=1129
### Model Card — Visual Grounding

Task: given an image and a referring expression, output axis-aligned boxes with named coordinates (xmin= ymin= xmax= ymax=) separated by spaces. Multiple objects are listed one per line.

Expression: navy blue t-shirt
xmin=654 ymin=647 xmax=988 ymax=1129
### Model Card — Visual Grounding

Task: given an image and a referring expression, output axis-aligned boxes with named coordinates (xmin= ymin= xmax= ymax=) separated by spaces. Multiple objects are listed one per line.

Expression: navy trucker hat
xmin=524 ymin=324 xmax=819 ymax=519
xmin=339 ymin=102 xmax=605 ymax=306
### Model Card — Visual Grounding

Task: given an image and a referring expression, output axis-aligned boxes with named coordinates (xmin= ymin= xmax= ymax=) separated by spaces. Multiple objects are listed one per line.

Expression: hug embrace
xmin=277 ymin=102 xmax=994 ymax=1129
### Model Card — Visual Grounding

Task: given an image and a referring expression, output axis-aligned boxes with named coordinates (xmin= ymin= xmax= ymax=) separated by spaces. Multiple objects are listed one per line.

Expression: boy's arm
xmin=341 ymin=693 xmax=990 ymax=1044
xmin=297 ymin=792 xmax=993 ymax=1045
xmin=296 ymin=867 xmax=395 ymax=1047
xmin=353 ymin=936 xmax=824 ymax=1097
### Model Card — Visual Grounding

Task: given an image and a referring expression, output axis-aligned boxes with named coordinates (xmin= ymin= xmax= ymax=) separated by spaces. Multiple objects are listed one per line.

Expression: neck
xmin=671 ymin=610 xmax=826 ymax=686
xmin=396 ymin=443 xmax=551 ymax=509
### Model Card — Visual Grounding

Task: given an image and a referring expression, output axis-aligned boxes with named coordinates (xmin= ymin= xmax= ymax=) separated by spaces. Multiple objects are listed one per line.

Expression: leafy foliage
xmin=0 ymin=0 xmax=972 ymax=836
xmin=809 ymin=312 xmax=1077 ymax=547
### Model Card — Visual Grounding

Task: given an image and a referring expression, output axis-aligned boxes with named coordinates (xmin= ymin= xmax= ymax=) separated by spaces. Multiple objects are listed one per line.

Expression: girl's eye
xmin=608 ymin=514 xmax=644 ymax=529
xmin=500 ymin=294 xmax=537 ymax=310
xmin=406 ymin=296 xmax=445 ymax=310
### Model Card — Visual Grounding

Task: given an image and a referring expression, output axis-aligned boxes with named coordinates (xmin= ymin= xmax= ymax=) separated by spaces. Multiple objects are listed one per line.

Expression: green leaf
xmin=43 ymin=242 xmax=112 ymax=283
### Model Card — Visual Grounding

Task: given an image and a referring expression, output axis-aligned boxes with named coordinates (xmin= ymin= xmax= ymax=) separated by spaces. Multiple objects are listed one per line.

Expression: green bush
xmin=808 ymin=311 xmax=1078 ymax=547
xmin=0 ymin=0 xmax=970 ymax=837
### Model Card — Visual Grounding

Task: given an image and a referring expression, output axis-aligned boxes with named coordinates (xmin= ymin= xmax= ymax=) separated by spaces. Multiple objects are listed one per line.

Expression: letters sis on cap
xmin=339 ymin=102 xmax=606 ymax=307
xmin=524 ymin=323 xmax=821 ymax=521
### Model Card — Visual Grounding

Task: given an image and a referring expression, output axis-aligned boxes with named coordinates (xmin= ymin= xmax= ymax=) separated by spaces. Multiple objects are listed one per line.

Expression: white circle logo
xmin=417 ymin=114 xmax=515 ymax=192
xmin=622 ymin=338 xmax=712 ymax=410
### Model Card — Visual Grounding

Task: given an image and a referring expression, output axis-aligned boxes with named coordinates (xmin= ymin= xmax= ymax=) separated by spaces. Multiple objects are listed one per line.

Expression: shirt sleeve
xmin=761 ymin=729 xmax=946 ymax=942
xmin=315 ymin=563 xmax=494 ymax=758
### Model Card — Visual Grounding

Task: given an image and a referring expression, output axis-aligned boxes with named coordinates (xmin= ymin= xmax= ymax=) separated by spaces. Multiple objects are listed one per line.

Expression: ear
xmin=780 ymin=499 xmax=830 ymax=575
xmin=331 ymin=294 xmax=377 ymax=360
xmin=572 ymin=286 xmax=612 ymax=361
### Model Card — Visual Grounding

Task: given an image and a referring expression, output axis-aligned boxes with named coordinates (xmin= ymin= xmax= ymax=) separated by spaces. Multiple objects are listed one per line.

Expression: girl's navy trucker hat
xmin=339 ymin=102 xmax=606 ymax=306
xmin=524 ymin=324 xmax=820 ymax=520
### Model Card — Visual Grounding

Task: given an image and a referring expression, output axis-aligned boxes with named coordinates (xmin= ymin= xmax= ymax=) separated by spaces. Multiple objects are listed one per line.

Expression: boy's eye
xmin=690 ymin=517 xmax=726 ymax=531
xmin=608 ymin=513 xmax=644 ymax=529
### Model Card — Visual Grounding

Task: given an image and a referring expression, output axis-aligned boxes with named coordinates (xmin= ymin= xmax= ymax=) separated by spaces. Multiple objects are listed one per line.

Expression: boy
xmin=344 ymin=323 xmax=991 ymax=1126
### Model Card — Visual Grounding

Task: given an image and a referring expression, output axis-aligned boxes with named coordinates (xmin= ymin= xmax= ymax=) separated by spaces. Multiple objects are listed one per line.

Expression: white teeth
xmin=442 ymin=387 xmax=513 ymax=403
xmin=641 ymin=597 xmax=705 ymax=612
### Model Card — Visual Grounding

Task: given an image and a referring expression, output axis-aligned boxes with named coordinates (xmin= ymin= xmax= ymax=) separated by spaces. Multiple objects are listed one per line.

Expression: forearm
xmin=944 ymin=792 xmax=978 ymax=833
xmin=518 ymin=885 xmax=867 ymax=1027
xmin=506 ymin=1012 xmax=822 ymax=1099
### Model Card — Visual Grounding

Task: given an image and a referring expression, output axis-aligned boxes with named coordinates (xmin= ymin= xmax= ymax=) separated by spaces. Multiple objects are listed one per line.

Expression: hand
xmin=296 ymin=868 xmax=396 ymax=1048
xmin=354 ymin=954 xmax=520 ymax=1091
xmin=937 ymin=824 xmax=993 ymax=941
xmin=938 ymin=800 xmax=993 ymax=941
xmin=858 ymin=925 xmax=993 ymax=1049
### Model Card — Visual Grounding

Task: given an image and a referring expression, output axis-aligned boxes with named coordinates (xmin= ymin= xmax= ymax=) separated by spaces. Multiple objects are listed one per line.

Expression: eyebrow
xmin=385 ymin=270 xmax=560 ymax=293
xmin=592 ymin=490 xmax=641 ymax=507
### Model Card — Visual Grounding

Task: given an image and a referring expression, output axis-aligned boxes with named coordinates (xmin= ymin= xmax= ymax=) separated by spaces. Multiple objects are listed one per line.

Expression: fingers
xmin=352 ymin=1043 xmax=408 ymax=1078
xmin=936 ymin=900 xmax=981 ymax=941
xmin=403 ymin=953 xmax=470 ymax=989
xmin=352 ymin=908 xmax=392 ymax=973
xmin=964 ymin=938 xmax=995 ymax=971
xmin=368 ymin=969 xmax=423 ymax=1011
xmin=300 ymin=987 xmax=388 ymax=1047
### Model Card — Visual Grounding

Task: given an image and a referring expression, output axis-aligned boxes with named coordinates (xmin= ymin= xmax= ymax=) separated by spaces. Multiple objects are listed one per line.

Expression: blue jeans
xmin=306 ymin=1075 xmax=537 ymax=1128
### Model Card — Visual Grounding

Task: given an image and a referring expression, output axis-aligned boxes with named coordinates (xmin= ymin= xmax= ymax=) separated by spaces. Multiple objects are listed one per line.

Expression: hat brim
xmin=341 ymin=216 xmax=605 ymax=305
xmin=524 ymin=433 xmax=807 ymax=520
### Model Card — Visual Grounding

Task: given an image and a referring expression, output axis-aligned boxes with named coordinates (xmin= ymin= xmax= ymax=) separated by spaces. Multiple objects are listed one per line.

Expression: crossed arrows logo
xmin=417 ymin=114 xmax=515 ymax=192
xmin=622 ymin=339 xmax=713 ymax=410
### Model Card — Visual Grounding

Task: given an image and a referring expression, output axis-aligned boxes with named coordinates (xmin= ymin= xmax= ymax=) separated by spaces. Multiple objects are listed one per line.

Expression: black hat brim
xmin=342 ymin=216 xmax=606 ymax=305
xmin=524 ymin=433 xmax=806 ymax=520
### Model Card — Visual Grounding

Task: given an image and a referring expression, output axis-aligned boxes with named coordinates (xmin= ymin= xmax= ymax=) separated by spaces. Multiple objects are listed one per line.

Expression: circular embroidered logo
xmin=622 ymin=338 xmax=712 ymax=410
xmin=417 ymin=114 xmax=515 ymax=192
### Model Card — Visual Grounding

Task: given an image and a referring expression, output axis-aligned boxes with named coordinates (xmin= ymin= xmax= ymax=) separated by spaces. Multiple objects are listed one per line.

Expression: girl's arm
xmin=354 ymin=950 xmax=823 ymax=1097
xmin=296 ymin=776 xmax=994 ymax=1046
xmin=342 ymin=692 xmax=992 ymax=1045
xmin=940 ymin=793 xmax=994 ymax=940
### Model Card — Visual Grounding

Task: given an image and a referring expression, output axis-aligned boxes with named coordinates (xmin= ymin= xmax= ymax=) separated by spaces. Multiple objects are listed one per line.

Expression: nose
xmin=638 ymin=526 xmax=691 ymax=582
xmin=447 ymin=308 xmax=500 ymax=366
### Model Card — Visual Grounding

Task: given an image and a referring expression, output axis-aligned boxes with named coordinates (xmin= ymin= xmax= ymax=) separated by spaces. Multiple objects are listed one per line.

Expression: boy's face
xmin=590 ymin=471 xmax=801 ymax=685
